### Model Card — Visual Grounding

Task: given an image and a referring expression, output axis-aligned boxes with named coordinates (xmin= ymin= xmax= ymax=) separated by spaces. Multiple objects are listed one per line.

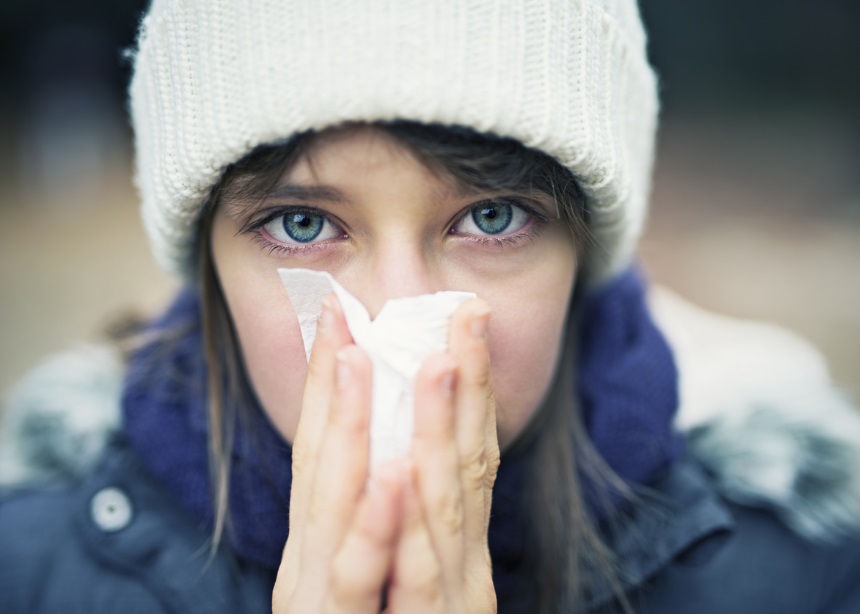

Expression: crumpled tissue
xmin=278 ymin=268 xmax=475 ymax=470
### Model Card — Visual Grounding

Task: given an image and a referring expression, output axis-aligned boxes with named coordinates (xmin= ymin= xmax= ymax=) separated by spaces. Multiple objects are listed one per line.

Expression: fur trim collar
xmin=2 ymin=292 xmax=859 ymax=542
xmin=650 ymin=288 xmax=860 ymax=541
xmin=0 ymin=344 xmax=122 ymax=487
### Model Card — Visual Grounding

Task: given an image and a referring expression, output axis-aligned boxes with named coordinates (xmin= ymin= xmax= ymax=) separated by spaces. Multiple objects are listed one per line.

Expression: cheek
xmin=228 ymin=285 xmax=308 ymax=441
xmin=481 ymin=254 xmax=575 ymax=448
xmin=488 ymin=295 xmax=569 ymax=448
xmin=213 ymin=221 xmax=308 ymax=442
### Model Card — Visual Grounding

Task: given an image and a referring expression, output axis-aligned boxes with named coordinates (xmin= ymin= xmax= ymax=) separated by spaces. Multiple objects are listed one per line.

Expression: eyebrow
xmin=265 ymin=183 xmax=348 ymax=203
xmin=223 ymin=181 xmax=349 ymax=220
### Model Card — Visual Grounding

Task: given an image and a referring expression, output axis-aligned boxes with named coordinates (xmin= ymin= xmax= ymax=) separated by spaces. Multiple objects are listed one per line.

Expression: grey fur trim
xmin=687 ymin=387 xmax=860 ymax=542
xmin=0 ymin=344 xmax=123 ymax=489
xmin=650 ymin=287 xmax=860 ymax=542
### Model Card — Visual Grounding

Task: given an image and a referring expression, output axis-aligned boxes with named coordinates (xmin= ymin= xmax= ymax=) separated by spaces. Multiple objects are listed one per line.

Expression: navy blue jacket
xmin=2 ymin=435 xmax=859 ymax=613
xmin=3 ymin=304 xmax=860 ymax=614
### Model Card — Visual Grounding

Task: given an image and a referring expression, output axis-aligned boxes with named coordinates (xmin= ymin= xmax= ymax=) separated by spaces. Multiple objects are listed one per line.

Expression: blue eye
xmin=471 ymin=202 xmax=512 ymax=234
xmin=454 ymin=200 xmax=531 ymax=236
xmin=263 ymin=211 xmax=341 ymax=244
xmin=283 ymin=212 xmax=323 ymax=242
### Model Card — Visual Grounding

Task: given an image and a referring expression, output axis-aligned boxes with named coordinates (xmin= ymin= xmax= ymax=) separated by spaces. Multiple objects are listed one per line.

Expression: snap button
xmin=90 ymin=487 xmax=133 ymax=532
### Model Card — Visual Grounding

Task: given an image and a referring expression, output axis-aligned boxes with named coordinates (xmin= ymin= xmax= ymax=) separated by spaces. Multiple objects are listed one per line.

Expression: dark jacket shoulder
xmin=0 ymin=437 xmax=274 ymax=614
xmin=596 ymin=458 xmax=860 ymax=613
xmin=637 ymin=500 xmax=860 ymax=613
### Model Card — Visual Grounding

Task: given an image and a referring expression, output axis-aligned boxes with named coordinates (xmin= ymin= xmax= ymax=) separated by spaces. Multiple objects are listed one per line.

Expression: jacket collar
xmin=582 ymin=457 xmax=734 ymax=610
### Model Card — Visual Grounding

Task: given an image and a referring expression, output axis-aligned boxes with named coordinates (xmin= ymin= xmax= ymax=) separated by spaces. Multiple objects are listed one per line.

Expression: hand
xmin=273 ymin=295 xmax=405 ymax=613
xmin=385 ymin=299 xmax=500 ymax=613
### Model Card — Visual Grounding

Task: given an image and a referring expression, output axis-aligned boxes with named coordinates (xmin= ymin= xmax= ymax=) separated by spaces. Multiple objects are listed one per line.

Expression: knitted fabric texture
xmin=121 ymin=267 xmax=681 ymax=580
xmin=129 ymin=0 xmax=659 ymax=283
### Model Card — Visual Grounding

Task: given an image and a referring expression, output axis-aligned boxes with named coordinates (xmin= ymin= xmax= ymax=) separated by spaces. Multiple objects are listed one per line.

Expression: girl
xmin=2 ymin=1 xmax=860 ymax=612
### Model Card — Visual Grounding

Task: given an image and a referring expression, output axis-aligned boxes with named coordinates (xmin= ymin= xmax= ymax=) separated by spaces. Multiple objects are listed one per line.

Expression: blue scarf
xmin=122 ymin=267 xmax=680 ymax=588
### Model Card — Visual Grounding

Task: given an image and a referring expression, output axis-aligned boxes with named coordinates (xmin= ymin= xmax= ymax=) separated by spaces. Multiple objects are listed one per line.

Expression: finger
xmin=289 ymin=293 xmax=353 ymax=532
xmin=482 ymin=395 xmax=500 ymax=531
xmin=411 ymin=352 xmax=465 ymax=589
xmin=303 ymin=345 xmax=374 ymax=567
xmin=447 ymin=299 xmax=499 ymax=538
xmin=387 ymin=473 xmax=445 ymax=613
xmin=281 ymin=295 xmax=353 ymax=598
xmin=325 ymin=462 xmax=405 ymax=614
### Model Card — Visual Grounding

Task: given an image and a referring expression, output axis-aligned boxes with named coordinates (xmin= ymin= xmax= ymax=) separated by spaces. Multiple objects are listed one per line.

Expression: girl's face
xmin=211 ymin=125 xmax=577 ymax=448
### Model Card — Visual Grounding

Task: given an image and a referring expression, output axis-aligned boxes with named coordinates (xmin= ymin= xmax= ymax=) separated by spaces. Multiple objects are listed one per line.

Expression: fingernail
xmin=470 ymin=310 xmax=490 ymax=338
xmin=336 ymin=350 xmax=350 ymax=390
xmin=319 ymin=295 xmax=335 ymax=331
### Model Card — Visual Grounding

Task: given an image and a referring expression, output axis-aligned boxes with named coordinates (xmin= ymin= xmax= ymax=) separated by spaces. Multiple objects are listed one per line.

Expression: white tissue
xmin=278 ymin=268 xmax=475 ymax=470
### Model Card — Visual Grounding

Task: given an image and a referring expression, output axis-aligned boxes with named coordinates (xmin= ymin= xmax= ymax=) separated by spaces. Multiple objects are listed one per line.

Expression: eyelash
xmin=449 ymin=199 xmax=548 ymax=248
xmin=241 ymin=200 xmax=549 ymax=256
xmin=242 ymin=206 xmax=345 ymax=256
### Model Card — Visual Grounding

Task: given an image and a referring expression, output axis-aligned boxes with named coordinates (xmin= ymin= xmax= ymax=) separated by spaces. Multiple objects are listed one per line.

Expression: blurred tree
xmin=640 ymin=0 xmax=860 ymax=117
xmin=0 ymin=0 xmax=149 ymax=112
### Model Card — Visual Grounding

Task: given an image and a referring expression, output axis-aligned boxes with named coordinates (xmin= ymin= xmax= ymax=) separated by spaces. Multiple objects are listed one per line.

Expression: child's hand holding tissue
xmin=273 ymin=270 xmax=500 ymax=613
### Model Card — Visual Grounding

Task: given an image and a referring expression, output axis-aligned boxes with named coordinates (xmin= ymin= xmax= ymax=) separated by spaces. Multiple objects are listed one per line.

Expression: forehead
xmin=290 ymin=126 xmax=466 ymax=197
xmin=217 ymin=122 xmax=564 ymax=223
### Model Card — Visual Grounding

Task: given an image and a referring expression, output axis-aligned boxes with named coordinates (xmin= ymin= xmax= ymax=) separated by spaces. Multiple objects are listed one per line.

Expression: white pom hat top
xmin=129 ymin=0 xmax=658 ymax=283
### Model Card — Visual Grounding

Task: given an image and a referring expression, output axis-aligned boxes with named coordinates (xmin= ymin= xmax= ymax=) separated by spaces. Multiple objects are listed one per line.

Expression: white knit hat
xmin=130 ymin=0 xmax=658 ymax=284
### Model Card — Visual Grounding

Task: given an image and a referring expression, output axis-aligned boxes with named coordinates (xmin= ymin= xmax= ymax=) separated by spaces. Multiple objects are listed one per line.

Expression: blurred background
xmin=1 ymin=0 xmax=859 ymax=401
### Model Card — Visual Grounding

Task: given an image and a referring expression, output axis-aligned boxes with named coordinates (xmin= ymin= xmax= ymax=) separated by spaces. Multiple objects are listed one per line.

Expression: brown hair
xmin=196 ymin=120 xmax=630 ymax=612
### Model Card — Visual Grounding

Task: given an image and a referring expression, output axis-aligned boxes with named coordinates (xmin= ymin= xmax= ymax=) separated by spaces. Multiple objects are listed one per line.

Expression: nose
xmin=349 ymin=242 xmax=439 ymax=320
